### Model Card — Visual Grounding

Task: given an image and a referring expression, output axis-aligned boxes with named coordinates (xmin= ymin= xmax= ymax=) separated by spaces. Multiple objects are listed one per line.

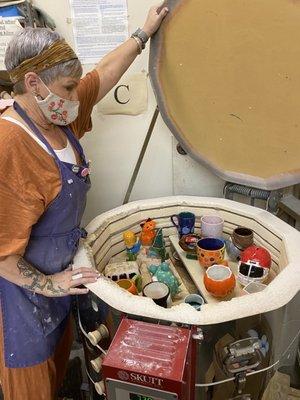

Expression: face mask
xmin=35 ymin=80 xmax=80 ymax=126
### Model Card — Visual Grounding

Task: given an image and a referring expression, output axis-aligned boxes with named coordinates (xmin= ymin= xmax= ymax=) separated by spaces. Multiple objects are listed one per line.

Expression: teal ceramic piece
xmin=148 ymin=262 xmax=180 ymax=297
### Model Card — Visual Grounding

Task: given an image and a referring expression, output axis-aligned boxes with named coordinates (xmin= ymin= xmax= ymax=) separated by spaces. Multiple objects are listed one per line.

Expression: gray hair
xmin=5 ymin=27 xmax=82 ymax=94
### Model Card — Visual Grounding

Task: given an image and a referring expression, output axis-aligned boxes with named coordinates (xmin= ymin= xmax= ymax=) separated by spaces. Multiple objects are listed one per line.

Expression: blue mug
xmin=171 ymin=212 xmax=195 ymax=238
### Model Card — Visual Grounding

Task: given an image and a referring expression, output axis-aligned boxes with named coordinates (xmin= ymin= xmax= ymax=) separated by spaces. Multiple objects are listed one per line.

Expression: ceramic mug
xmin=171 ymin=212 xmax=195 ymax=238
xmin=143 ymin=281 xmax=170 ymax=308
xmin=201 ymin=215 xmax=224 ymax=238
xmin=184 ymin=294 xmax=204 ymax=311
xmin=232 ymin=227 xmax=254 ymax=250
xmin=197 ymin=238 xmax=225 ymax=268
xmin=116 ymin=279 xmax=138 ymax=295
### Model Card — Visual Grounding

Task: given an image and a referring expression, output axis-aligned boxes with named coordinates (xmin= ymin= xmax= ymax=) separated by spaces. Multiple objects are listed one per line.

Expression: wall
xmin=33 ymin=0 xmax=223 ymax=225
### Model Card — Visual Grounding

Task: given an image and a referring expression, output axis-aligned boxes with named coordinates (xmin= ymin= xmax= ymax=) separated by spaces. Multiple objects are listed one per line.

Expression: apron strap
xmin=13 ymin=102 xmax=88 ymax=166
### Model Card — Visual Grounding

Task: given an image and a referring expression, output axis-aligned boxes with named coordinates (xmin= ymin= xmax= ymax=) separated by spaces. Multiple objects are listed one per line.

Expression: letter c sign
xmin=114 ymin=84 xmax=130 ymax=104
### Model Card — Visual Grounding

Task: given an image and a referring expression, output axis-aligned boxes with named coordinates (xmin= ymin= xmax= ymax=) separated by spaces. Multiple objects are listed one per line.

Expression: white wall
xmin=33 ymin=0 xmax=223 ymax=225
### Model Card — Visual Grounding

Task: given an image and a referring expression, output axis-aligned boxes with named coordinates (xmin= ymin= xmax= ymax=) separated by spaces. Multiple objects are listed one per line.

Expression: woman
xmin=0 ymin=4 xmax=168 ymax=399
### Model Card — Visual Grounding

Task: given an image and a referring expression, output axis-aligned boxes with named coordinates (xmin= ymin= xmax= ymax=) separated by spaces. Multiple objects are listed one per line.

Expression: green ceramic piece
xmin=148 ymin=262 xmax=180 ymax=297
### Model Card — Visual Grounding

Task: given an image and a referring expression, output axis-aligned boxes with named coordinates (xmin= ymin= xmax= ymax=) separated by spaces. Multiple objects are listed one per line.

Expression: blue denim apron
xmin=0 ymin=102 xmax=91 ymax=368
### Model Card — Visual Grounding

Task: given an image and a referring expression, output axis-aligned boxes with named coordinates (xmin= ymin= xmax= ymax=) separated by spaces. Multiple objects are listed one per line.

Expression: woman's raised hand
xmin=142 ymin=2 xmax=169 ymax=38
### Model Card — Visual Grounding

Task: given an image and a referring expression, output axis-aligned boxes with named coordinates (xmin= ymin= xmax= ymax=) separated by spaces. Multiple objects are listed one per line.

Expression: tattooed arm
xmin=0 ymin=255 xmax=99 ymax=297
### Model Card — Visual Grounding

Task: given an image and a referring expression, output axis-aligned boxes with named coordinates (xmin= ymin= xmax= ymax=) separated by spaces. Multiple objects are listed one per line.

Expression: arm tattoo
xmin=17 ymin=257 xmax=68 ymax=295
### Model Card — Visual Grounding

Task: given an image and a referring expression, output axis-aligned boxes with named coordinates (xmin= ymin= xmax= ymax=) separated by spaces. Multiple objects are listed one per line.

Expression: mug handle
xmin=171 ymin=215 xmax=179 ymax=227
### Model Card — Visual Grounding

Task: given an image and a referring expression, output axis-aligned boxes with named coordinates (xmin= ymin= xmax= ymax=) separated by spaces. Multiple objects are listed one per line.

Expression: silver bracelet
xmin=131 ymin=35 xmax=143 ymax=54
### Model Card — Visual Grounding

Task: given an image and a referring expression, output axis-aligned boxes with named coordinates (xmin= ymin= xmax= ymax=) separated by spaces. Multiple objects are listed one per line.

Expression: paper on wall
xmin=0 ymin=17 xmax=23 ymax=70
xmin=69 ymin=0 xmax=128 ymax=65
xmin=97 ymin=72 xmax=148 ymax=115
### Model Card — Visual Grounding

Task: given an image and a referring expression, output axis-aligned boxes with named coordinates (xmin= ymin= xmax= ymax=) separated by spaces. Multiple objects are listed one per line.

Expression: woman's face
xmin=36 ymin=75 xmax=80 ymax=102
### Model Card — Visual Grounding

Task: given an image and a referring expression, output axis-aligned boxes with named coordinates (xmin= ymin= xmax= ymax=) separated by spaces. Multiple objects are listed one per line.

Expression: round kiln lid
xmin=149 ymin=0 xmax=300 ymax=190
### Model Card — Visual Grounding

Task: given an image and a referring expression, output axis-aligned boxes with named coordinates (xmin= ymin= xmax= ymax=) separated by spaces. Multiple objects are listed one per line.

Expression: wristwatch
xmin=131 ymin=28 xmax=149 ymax=50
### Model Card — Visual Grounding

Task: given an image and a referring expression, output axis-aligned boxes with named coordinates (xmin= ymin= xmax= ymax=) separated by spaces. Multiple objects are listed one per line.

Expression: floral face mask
xmin=35 ymin=80 xmax=80 ymax=126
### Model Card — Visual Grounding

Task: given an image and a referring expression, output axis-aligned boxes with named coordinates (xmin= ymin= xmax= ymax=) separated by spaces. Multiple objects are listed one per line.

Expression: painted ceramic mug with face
xmin=197 ymin=238 xmax=225 ymax=268
xmin=171 ymin=212 xmax=195 ymax=238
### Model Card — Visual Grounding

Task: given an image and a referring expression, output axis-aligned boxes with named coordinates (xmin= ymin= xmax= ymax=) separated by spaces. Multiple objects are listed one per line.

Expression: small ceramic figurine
xmin=140 ymin=218 xmax=156 ymax=246
xmin=148 ymin=262 xmax=180 ymax=298
xmin=149 ymin=228 xmax=169 ymax=262
xmin=123 ymin=230 xmax=141 ymax=261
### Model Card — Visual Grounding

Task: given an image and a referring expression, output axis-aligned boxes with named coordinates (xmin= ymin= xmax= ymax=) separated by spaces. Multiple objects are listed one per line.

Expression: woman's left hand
xmin=142 ymin=2 xmax=169 ymax=38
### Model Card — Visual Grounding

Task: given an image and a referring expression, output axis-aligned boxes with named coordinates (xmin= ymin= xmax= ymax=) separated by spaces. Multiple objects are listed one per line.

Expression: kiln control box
xmin=102 ymin=319 xmax=194 ymax=400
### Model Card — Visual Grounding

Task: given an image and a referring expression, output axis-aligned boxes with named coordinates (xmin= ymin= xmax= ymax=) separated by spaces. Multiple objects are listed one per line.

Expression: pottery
xmin=240 ymin=245 xmax=272 ymax=269
xmin=143 ymin=281 xmax=170 ymax=308
xmin=197 ymin=238 xmax=225 ymax=268
xmin=149 ymin=228 xmax=169 ymax=262
xmin=184 ymin=294 xmax=204 ymax=310
xmin=237 ymin=260 xmax=269 ymax=286
xmin=104 ymin=261 xmax=139 ymax=281
xmin=201 ymin=215 xmax=224 ymax=238
xmin=225 ymin=237 xmax=242 ymax=262
xmin=232 ymin=227 xmax=254 ymax=250
xmin=140 ymin=218 xmax=156 ymax=246
xmin=123 ymin=230 xmax=141 ymax=261
xmin=148 ymin=262 xmax=180 ymax=298
xmin=179 ymin=234 xmax=201 ymax=259
xmin=116 ymin=279 xmax=138 ymax=295
xmin=204 ymin=265 xmax=236 ymax=298
xmin=171 ymin=212 xmax=195 ymax=238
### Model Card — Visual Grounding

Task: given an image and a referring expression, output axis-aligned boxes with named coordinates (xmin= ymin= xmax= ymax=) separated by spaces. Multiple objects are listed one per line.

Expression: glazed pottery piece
xmin=197 ymin=238 xmax=225 ymax=268
xmin=149 ymin=228 xmax=169 ymax=262
xmin=116 ymin=279 xmax=138 ymax=295
xmin=237 ymin=260 xmax=269 ymax=286
xmin=143 ymin=281 xmax=170 ymax=308
xmin=123 ymin=230 xmax=141 ymax=261
xmin=240 ymin=246 xmax=272 ymax=268
xmin=184 ymin=294 xmax=204 ymax=310
xmin=232 ymin=227 xmax=254 ymax=250
xmin=140 ymin=218 xmax=156 ymax=246
xmin=179 ymin=234 xmax=201 ymax=259
xmin=225 ymin=238 xmax=241 ymax=262
xmin=148 ymin=262 xmax=180 ymax=298
xmin=201 ymin=215 xmax=224 ymax=238
xmin=104 ymin=261 xmax=139 ymax=281
xmin=204 ymin=265 xmax=236 ymax=298
xmin=171 ymin=212 xmax=195 ymax=238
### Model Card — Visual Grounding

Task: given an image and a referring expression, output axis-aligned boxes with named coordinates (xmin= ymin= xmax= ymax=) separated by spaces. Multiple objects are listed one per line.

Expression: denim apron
xmin=0 ymin=102 xmax=91 ymax=368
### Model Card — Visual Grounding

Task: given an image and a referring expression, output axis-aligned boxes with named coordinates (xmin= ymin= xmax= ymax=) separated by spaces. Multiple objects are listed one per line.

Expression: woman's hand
xmin=43 ymin=267 xmax=100 ymax=297
xmin=142 ymin=2 xmax=169 ymax=38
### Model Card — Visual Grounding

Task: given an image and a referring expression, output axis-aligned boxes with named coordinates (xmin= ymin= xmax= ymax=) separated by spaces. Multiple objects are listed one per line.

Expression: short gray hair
xmin=5 ymin=27 xmax=82 ymax=94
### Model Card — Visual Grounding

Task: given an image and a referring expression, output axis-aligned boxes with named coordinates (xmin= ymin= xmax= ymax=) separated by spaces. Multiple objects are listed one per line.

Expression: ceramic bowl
xmin=179 ymin=234 xmax=201 ymax=258
xmin=237 ymin=260 xmax=269 ymax=286
xmin=232 ymin=227 xmax=254 ymax=250
xmin=204 ymin=265 xmax=236 ymax=298
xmin=197 ymin=238 xmax=225 ymax=268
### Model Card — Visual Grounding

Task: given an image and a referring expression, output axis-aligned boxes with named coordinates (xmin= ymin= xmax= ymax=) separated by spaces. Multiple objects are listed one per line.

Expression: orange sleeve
xmin=0 ymin=124 xmax=61 ymax=257
xmin=71 ymin=69 xmax=100 ymax=139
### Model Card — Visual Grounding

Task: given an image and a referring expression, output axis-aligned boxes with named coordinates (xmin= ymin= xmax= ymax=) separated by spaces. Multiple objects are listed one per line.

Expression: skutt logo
xmin=117 ymin=371 xmax=130 ymax=381
xmin=117 ymin=370 xmax=164 ymax=388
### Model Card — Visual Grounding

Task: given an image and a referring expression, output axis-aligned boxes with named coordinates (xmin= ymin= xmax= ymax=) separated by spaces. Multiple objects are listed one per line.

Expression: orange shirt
xmin=0 ymin=70 xmax=100 ymax=257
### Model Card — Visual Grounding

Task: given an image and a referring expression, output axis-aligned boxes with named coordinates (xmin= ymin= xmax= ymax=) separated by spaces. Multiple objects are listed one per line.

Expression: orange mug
xmin=116 ymin=279 xmax=138 ymax=295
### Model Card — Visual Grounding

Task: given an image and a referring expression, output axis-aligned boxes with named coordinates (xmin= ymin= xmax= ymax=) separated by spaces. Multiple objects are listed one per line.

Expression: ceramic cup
xmin=116 ymin=279 xmax=138 ymax=295
xmin=184 ymin=294 xmax=204 ymax=311
xmin=197 ymin=238 xmax=225 ymax=268
xmin=143 ymin=281 xmax=170 ymax=308
xmin=232 ymin=227 xmax=254 ymax=250
xmin=204 ymin=265 xmax=236 ymax=298
xmin=201 ymin=215 xmax=224 ymax=238
xmin=171 ymin=212 xmax=195 ymax=238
